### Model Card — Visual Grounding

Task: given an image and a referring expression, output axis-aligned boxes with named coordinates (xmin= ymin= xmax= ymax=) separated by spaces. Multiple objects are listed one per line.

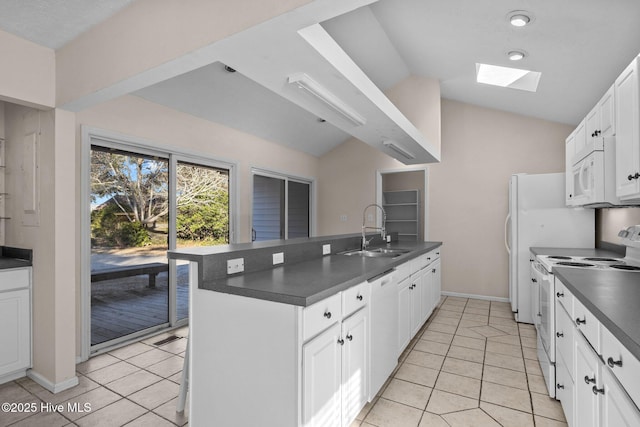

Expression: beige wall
xmin=319 ymin=99 xmax=573 ymax=299
xmin=597 ymin=207 xmax=640 ymax=245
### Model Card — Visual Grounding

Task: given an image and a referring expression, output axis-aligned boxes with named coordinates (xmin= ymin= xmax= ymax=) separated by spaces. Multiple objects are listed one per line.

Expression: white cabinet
xmin=586 ymin=85 xmax=615 ymax=142
xmin=566 ymin=131 xmax=578 ymax=205
xmin=601 ymin=367 xmax=640 ymax=427
xmin=615 ymin=55 xmax=640 ymax=201
xmin=555 ymin=350 xmax=574 ymax=427
xmin=575 ymin=332 xmax=601 ymax=427
xmin=397 ymin=275 xmax=411 ymax=354
xmin=302 ymin=308 xmax=368 ymax=427
xmin=0 ymin=267 xmax=32 ymax=384
xmin=573 ymin=119 xmax=587 ymax=164
xmin=429 ymin=257 xmax=442 ymax=313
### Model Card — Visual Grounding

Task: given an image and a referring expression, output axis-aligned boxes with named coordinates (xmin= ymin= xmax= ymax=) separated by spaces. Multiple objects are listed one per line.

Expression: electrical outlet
xmin=339 ymin=214 xmax=347 ymax=222
xmin=227 ymin=258 xmax=244 ymax=274
xmin=273 ymin=252 xmax=284 ymax=265
xmin=322 ymin=244 xmax=331 ymax=255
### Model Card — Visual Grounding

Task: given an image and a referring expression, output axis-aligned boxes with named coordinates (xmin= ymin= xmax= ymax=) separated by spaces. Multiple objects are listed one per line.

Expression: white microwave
xmin=568 ymin=136 xmax=619 ymax=207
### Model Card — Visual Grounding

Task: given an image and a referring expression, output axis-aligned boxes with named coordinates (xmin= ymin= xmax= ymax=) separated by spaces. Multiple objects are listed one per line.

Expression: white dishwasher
xmin=368 ymin=268 xmax=398 ymax=400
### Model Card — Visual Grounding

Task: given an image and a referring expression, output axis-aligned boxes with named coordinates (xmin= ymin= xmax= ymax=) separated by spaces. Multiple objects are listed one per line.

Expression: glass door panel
xmin=252 ymin=175 xmax=285 ymax=241
xmin=90 ymin=146 xmax=169 ymax=346
xmin=175 ymin=161 xmax=230 ymax=321
xmin=288 ymin=180 xmax=310 ymax=239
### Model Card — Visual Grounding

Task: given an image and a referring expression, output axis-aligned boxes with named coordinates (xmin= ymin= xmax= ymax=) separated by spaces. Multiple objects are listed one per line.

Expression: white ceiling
xmin=1 ymin=0 xmax=640 ymax=157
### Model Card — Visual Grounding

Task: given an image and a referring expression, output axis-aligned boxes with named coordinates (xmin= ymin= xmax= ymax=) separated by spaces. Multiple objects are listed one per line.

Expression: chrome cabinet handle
xmin=557 ymin=292 xmax=564 ymax=298
xmin=557 ymin=383 xmax=565 ymax=389
xmin=337 ymin=338 xmax=344 ymax=345
xmin=607 ymin=357 xmax=623 ymax=368
xmin=356 ymin=294 xmax=363 ymax=301
xmin=324 ymin=311 xmax=332 ymax=319
xmin=576 ymin=317 xmax=586 ymax=325
xmin=432 ymin=268 xmax=436 ymax=273
xmin=592 ymin=385 xmax=605 ymax=395
xmin=532 ymin=278 xmax=537 ymax=283
xmin=556 ymin=332 xmax=564 ymax=338
xmin=346 ymin=334 xmax=353 ymax=341
xmin=584 ymin=375 xmax=596 ymax=384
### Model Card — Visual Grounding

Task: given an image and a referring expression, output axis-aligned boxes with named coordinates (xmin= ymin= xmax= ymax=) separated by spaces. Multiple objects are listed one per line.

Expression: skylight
xmin=476 ymin=63 xmax=541 ymax=92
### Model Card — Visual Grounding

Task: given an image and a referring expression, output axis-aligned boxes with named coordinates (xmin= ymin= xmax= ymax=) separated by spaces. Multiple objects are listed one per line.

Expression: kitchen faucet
xmin=362 ymin=204 xmax=386 ymax=250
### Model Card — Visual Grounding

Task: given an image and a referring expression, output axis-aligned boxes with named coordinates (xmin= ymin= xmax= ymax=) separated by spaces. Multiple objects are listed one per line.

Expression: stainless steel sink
xmin=340 ymin=248 xmax=410 ymax=258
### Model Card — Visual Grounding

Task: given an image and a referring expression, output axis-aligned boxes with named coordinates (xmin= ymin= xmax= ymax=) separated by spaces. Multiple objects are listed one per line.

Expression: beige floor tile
xmin=487 ymin=334 xmax=521 ymax=347
xmin=441 ymin=357 xmax=483 ymax=380
xmin=8 ymin=410 xmax=69 ymax=427
xmin=128 ymin=379 xmax=180 ymax=410
xmin=357 ymin=397 xmax=377 ymax=421
xmin=436 ymin=309 xmax=463 ymax=319
xmin=382 ymin=378 xmax=432 ymax=410
xmin=440 ymin=304 xmax=464 ymax=313
xmin=76 ymin=353 xmax=120 ymax=375
xmin=458 ymin=319 xmax=487 ymax=329
xmin=166 ymin=371 xmax=182 ymax=384
xmin=126 ymin=411 xmax=176 ymax=426
xmin=15 ymin=376 xmax=47 ymax=394
xmin=444 ymin=298 xmax=467 ymax=306
xmin=489 ymin=309 xmax=515 ymax=319
xmin=455 ymin=327 xmax=487 ymax=339
xmin=418 ymin=412 xmax=450 ymax=427
xmin=364 ymin=398 xmax=423 ymax=427
xmin=0 ymin=395 xmax=42 ymax=425
xmin=146 ymin=355 xmax=185 ymax=378
xmin=60 ymin=386 xmax=120 ymax=421
xmin=480 ymin=401 xmax=534 ymax=427
xmin=485 ymin=341 xmax=522 ymax=357
xmin=126 ymin=348 xmax=173 ymax=369
xmin=75 ymin=398 xmax=147 ymax=427
xmin=432 ymin=315 xmax=460 ymax=326
xmin=426 ymin=322 xmax=457 ymax=335
xmin=434 ymin=371 xmax=481 ymax=399
xmin=525 ymin=358 xmax=544 ymax=377
xmin=519 ymin=323 xmax=536 ymax=331
xmin=451 ymin=335 xmax=486 ymax=351
xmin=463 ymin=306 xmax=489 ymax=316
xmin=467 ymin=300 xmax=490 ymax=308
xmin=534 ymin=415 xmax=569 ymax=427
xmin=531 ymin=392 xmax=566 ymax=421
xmin=157 ymin=337 xmax=188 ymax=354
xmin=151 ymin=398 xmax=189 ymax=426
xmin=406 ymin=350 xmax=445 ymax=370
xmin=84 ymin=361 xmax=140 ymax=385
xmin=105 ymin=369 xmax=163 ymax=396
xmin=425 ymin=389 xmax=478 ymax=414
xmin=469 ymin=325 xmax=506 ymax=338
xmin=483 ymin=365 xmax=528 ymax=390
xmin=488 ymin=315 xmax=518 ymax=327
xmin=527 ymin=373 xmax=548 ymax=394
xmin=394 ymin=362 xmax=439 ymax=387
xmin=0 ymin=381 xmax=32 ymax=401
xmin=446 ymin=345 xmax=485 ymax=364
xmin=489 ymin=323 xmax=520 ymax=336
xmin=484 ymin=351 xmax=525 ymax=372
xmin=461 ymin=313 xmax=489 ymax=324
xmin=523 ymin=346 xmax=539 ymax=360
xmin=520 ymin=327 xmax=537 ymax=338
xmin=421 ymin=330 xmax=454 ymax=344
xmin=414 ymin=339 xmax=449 ymax=356
xmin=108 ymin=342 xmax=153 ymax=360
xmin=521 ymin=337 xmax=538 ymax=349
xmin=442 ymin=408 xmax=501 ymax=427
xmin=35 ymin=375 xmax=100 ymax=405
xmin=481 ymin=381 xmax=532 ymax=413
xmin=490 ymin=301 xmax=511 ymax=309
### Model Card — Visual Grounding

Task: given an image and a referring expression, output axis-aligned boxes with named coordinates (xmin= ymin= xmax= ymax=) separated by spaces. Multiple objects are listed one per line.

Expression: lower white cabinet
xmin=397 ymin=276 xmax=412 ymax=354
xmin=575 ymin=332 xmax=601 ymax=427
xmin=0 ymin=267 xmax=32 ymax=384
xmin=601 ymin=367 xmax=640 ymax=427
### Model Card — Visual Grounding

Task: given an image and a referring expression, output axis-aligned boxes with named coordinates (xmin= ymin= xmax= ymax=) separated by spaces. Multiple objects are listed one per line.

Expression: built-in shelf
xmin=383 ymin=190 xmax=419 ymax=242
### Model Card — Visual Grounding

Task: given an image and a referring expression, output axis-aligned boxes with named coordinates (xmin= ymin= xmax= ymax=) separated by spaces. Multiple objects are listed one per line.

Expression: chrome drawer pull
xmin=557 ymin=383 xmax=565 ymax=390
xmin=356 ymin=294 xmax=363 ymax=301
xmin=324 ymin=311 xmax=332 ymax=319
xmin=592 ymin=385 xmax=605 ymax=395
xmin=607 ymin=357 xmax=623 ymax=368
xmin=584 ymin=375 xmax=596 ymax=384
xmin=556 ymin=332 xmax=564 ymax=338
xmin=337 ymin=338 xmax=344 ymax=345
xmin=576 ymin=317 xmax=586 ymax=325
xmin=556 ymin=292 xmax=564 ymax=298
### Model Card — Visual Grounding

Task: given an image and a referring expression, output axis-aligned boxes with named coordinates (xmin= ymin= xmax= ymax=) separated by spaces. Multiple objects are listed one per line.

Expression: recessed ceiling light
xmin=508 ymin=50 xmax=526 ymax=61
xmin=508 ymin=10 xmax=533 ymax=27
xmin=476 ymin=63 xmax=541 ymax=92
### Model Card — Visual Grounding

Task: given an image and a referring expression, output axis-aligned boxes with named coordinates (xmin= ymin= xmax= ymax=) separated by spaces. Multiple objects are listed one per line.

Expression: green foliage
xmin=176 ymin=189 xmax=229 ymax=243
xmin=91 ymin=204 xmax=151 ymax=248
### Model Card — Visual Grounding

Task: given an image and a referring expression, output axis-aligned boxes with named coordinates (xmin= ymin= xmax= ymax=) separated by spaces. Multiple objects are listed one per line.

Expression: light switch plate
xmin=273 ymin=252 xmax=284 ymax=265
xmin=340 ymin=214 xmax=347 ymax=222
xmin=322 ymin=244 xmax=331 ymax=255
xmin=227 ymin=258 xmax=244 ymax=274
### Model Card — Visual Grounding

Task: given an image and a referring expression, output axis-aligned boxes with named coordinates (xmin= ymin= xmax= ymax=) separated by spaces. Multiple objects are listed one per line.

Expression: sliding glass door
xmin=252 ymin=171 xmax=311 ymax=241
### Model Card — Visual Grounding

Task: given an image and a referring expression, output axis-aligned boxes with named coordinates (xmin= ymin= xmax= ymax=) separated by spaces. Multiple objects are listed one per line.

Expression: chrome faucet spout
xmin=361 ymin=203 xmax=386 ymax=250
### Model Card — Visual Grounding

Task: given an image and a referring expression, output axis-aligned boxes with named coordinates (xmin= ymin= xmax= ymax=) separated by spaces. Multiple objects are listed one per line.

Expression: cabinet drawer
xmin=343 ymin=281 xmax=368 ymax=318
xmin=410 ymin=255 xmax=428 ymax=275
xmin=601 ymin=325 xmax=640 ymax=406
xmin=0 ymin=268 xmax=30 ymax=293
xmin=573 ymin=296 xmax=601 ymax=354
xmin=303 ymin=293 xmax=341 ymax=342
xmin=556 ymin=351 xmax=574 ymax=427
xmin=394 ymin=261 xmax=411 ymax=283
xmin=555 ymin=278 xmax=572 ymax=317
xmin=556 ymin=299 xmax=575 ymax=382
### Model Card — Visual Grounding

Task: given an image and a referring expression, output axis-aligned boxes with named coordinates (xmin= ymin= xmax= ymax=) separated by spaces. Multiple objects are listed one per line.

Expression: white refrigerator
xmin=507 ymin=173 xmax=594 ymax=324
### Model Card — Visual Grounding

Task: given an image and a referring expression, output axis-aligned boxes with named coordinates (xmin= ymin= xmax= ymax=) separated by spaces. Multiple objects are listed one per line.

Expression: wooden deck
xmin=91 ymin=267 xmax=189 ymax=346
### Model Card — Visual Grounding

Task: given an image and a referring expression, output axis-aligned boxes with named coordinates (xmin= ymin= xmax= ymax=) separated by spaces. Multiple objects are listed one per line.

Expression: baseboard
xmin=0 ymin=369 xmax=29 ymax=385
xmin=441 ymin=291 xmax=509 ymax=303
xmin=27 ymin=370 xmax=79 ymax=394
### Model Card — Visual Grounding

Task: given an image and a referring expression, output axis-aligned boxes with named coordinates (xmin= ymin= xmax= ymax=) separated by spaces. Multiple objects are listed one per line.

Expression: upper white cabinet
xmin=614 ymin=56 xmax=640 ymax=201
xmin=586 ymin=85 xmax=615 ymax=141
xmin=0 ymin=267 xmax=32 ymax=384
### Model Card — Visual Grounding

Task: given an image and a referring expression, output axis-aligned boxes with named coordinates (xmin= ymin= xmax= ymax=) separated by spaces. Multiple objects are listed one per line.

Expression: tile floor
xmin=0 ymin=296 xmax=567 ymax=427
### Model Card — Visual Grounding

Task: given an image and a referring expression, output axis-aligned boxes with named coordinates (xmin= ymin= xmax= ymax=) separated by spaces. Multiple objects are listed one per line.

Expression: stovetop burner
xmin=583 ymin=257 xmax=619 ymax=262
xmin=548 ymin=256 xmax=572 ymax=260
xmin=610 ymin=265 xmax=640 ymax=271
xmin=556 ymin=261 xmax=595 ymax=267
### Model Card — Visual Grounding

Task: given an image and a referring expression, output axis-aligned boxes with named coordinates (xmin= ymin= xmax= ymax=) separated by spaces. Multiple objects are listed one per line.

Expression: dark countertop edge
xmin=0 ymin=246 xmax=33 ymax=269
xmin=199 ymin=241 xmax=442 ymax=307
xmin=530 ymin=247 xmax=622 ymax=258
xmin=554 ymin=267 xmax=640 ymax=362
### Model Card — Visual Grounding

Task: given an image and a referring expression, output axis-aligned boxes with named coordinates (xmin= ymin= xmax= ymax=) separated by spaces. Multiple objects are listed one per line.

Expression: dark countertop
xmin=184 ymin=240 xmax=442 ymax=307
xmin=0 ymin=246 xmax=33 ymax=270
xmin=0 ymin=257 xmax=32 ymax=270
xmin=530 ymin=247 xmax=623 ymax=258
xmin=554 ymin=267 xmax=640 ymax=362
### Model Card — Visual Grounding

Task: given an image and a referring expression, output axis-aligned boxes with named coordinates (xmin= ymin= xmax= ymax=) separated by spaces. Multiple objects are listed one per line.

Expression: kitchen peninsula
xmin=168 ymin=234 xmax=442 ymax=427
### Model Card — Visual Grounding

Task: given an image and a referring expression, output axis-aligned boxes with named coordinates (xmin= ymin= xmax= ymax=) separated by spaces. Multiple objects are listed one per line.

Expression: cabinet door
xmin=575 ymin=333 xmax=601 ymax=427
xmin=599 ymin=85 xmax=616 ymax=137
xmin=615 ymin=56 xmax=640 ymax=199
xmin=430 ymin=259 xmax=441 ymax=312
xmin=410 ymin=275 xmax=422 ymax=337
xmin=566 ymin=133 xmax=577 ymax=205
xmin=586 ymin=105 xmax=600 ymax=141
xmin=574 ymin=119 xmax=587 ymax=162
xmin=342 ymin=309 xmax=368 ymax=427
xmin=0 ymin=289 xmax=31 ymax=376
xmin=397 ymin=277 xmax=411 ymax=355
xmin=601 ymin=367 xmax=640 ymax=427
xmin=420 ymin=267 xmax=432 ymax=324
xmin=555 ymin=353 xmax=574 ymax=427
xmin=302 ymin=323 xmax=342 ymax=427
